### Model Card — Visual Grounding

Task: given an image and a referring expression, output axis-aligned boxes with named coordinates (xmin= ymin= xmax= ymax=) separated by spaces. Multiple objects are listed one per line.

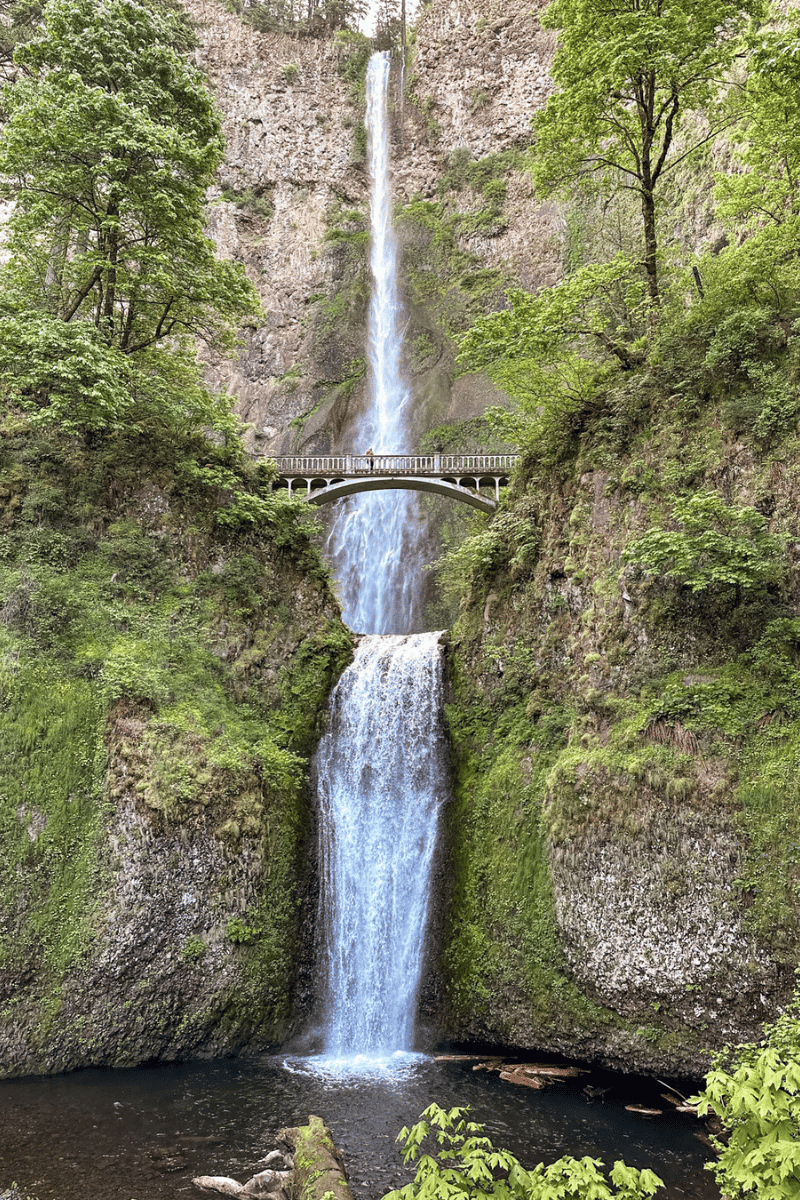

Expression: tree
xmin=694 ymin=989 xmax=800 ymax=1198
xmin=0 ymin=0 xmax=260 ymax=435
xmin=455 ymin=257 xmax=647 ymax=467
xmin=531 ymin=0 xmax=765 ymax=310
xmin=381 ymin=1104 xmax=664 ymax=1200
xmin=374 ymin=0 xmax=404 ymax=48
xmin=241 ymin=0 xmax=367 ymax=34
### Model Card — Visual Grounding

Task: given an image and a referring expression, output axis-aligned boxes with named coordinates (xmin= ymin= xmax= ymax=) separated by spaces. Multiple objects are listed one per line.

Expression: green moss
xmin=0 ymin=417 xmax=351 ymax=1051
xmin=397 ymin=200 xmax=506 ymax=336
xmin=443 ymin=651 xmax=696 ymax=1054
xmin=0 ymin=662 xmax=106 ymax=1033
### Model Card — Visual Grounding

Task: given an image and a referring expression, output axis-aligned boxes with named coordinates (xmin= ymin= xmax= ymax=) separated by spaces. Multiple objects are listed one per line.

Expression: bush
xmin=623 ymin=490 xmax=788 ymax=602
xmin=694 ymin=989 xmax=800 ymax=1198
xmin=382 ymin=1104 xmax=664 ymax=1200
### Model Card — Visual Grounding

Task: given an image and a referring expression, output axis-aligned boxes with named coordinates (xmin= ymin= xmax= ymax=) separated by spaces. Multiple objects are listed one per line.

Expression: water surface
xmin=0 ymin=1055 xmax=718 ymax=1199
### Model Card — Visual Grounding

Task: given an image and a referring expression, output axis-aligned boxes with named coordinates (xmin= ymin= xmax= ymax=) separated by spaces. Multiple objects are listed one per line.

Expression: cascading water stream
xmin=305 ymin=52 xmax=445 ymax=1074
xmin=314 ymin=633 xmax=446 ymax=1063
xmin=325 ymin=50 xmax=425 ymax=636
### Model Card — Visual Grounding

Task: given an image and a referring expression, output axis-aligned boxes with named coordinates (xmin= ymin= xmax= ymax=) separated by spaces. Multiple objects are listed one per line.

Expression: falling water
xmin=314 ymin=632 xmax=446 ymax=1063
xmin=325 ymin=50 xmax=425 ymax=635
xmin=308 ymin=52 xmax=447 ymax=1072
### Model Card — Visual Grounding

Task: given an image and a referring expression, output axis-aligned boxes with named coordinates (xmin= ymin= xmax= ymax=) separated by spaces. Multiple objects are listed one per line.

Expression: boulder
xmin=193 ymin=1176 xmax=245 ymax=1196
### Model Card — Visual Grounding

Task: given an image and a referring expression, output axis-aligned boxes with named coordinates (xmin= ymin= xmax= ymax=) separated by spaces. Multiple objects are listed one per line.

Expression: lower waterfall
xmin=313 ymin=632 xmax=446 ymax=1062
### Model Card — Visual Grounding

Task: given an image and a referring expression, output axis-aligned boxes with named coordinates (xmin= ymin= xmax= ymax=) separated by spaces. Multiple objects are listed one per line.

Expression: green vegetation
xmin=383 ymin=1104 xmax=664 ymax=1200
xmin=225 ymin=0 xmax=367 ymax=37
xmin=219 ymin=185 xmax=275 ymax=222
xmin=533 ymin=0 xmax=765 ymax=307
xmin=695 ymin=988 xmax=800 ymax=1197
xmin=623 ymin=492 xmax=787 ymax=601
xmin=398 ymin=200 xmax=506 ymax=338
xmin=0 ymin=0 xmax=260 ymax=441
xmin=0 ymin=0 xmax=352 ymax=1064
xmin=333 ymin=27 xmax=372 ymax=104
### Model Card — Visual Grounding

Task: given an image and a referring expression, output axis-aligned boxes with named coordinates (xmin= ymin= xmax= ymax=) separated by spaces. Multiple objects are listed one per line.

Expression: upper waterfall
xmin=325 ymin=50 xmax=426 ymax=636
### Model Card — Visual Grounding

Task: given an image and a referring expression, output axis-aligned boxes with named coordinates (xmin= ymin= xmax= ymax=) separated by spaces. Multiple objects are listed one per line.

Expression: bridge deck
xmin=272 ymin=453 xmax=518 ymax=477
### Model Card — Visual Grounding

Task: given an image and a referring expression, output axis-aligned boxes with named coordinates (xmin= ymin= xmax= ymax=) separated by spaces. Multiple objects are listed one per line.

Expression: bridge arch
xmin=303 ymin=475 xmax=498 ymax=513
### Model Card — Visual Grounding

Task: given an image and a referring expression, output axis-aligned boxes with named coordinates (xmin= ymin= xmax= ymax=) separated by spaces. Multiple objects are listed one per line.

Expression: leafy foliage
xmin=457 ymin=259 xmax=647 ymax=467
xmin=623 ymin=491 xmax=788 ymax=600
xmin=716 ymin=13 xmax=800 ymax=231
xmin=0 ymin=0 xmax=259 ymax=437
xmin=531 ymin=0 xmax=765 ymax=306
xmin=230 ymin=0 xmax=367 ymax=36
xmin=382 ymin=1105 xmax=664 ymax=1200
xmin=694 ymin=991 xmax=800 ymax=1198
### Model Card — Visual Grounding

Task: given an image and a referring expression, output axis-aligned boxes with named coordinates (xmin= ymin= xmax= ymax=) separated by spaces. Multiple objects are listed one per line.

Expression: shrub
xmin=623 ymin=490 xmax=788 ymax=602
xmin=382 ymin=1104 xmax=664 ymax=1200
xmin=694 ymin=988 xmax=800 ymax=1198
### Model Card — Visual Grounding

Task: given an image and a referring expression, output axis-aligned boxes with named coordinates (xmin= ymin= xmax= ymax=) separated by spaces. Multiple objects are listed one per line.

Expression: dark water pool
xmin=0 ymin=1053 xmax=718 ymax=1199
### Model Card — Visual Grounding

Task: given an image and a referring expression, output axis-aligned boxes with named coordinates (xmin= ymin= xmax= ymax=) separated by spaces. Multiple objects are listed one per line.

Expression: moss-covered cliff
xmin=0 ymin=417 xmax=351 ymax=1078
xmin=437 ymin=327 xmax=800 ymax=1076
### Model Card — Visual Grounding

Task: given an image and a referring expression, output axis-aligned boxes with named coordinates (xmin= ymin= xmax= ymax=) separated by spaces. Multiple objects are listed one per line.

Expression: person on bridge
xmin=364 ymin=447 xmax=375 ymax=471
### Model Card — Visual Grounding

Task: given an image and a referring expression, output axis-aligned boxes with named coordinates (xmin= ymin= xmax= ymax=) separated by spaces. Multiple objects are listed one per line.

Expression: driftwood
xmin=434 ymin=1054 xmax=486 ymax=1062
xmin=510 ymin=1063 xmax=588 ymax=1078
xmin=496 ymin=1062 xmax=589 ymax=1089
xmin=660 ymin=1093 xmax=698 ymax=1114
xmin=499 ymin=1070 xmax=546 ymax=1089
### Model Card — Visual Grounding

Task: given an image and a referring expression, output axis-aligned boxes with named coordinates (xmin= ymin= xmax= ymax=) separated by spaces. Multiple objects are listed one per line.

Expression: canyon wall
xmin=186 ymin=0 xmax=563 ymax=456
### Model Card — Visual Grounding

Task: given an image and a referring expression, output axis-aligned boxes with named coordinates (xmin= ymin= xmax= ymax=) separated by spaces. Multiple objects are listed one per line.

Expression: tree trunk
xmin=640 ymin=185 xmax=659 ymax=311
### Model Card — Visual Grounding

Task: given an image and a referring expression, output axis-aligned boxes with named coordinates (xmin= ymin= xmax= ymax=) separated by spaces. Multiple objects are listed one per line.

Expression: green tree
xmin=382 ymin=1104 xmax=664 ymax=1200
xmin=456 ymin=258 xmax=647 ymax=466
xmin=694 ymin=990 xmax=800 ymax=1198
xmin=241 ymin=0 xmax=366 ymax=34
xmin=531 ymin=0 xmax=765 ymax=310
xmin=0 ymin=0 xmax=259 ymax=435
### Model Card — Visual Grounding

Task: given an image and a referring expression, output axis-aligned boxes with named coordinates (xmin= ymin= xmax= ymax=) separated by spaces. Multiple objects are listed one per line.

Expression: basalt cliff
xmin=1 ymin=0 xmax=799 ymax=1083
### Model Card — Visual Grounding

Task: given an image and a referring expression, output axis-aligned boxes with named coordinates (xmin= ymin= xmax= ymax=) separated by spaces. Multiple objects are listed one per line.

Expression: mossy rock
xmin=280 ymin=1116 xmax=354 ymax=1200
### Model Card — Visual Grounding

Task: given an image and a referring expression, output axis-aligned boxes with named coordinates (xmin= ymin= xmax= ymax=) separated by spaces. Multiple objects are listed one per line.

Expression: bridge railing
xmin=272 ymin=454 xmax=519 ymax=476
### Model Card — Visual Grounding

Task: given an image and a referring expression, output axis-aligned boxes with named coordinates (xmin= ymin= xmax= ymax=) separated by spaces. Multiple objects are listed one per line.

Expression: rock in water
xmin=242 ymin=1169 xmax=292 ymax=1196
xmin=192 ymin=1176 xmax=245 ymax=1195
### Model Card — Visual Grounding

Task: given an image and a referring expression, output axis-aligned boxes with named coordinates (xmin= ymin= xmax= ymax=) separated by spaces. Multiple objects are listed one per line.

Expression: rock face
xmin=550 ymin=819 xmax=777 ymax=1043
xmin=186 ymin=0 xmax=367 ymax=454
xmin=0 ymin=433 xmax=352 ymax=1079
xmin=184 ymin=0 xmax=563 ymax=458
xmin=441 ymin=445 xmax=800 ymax=1076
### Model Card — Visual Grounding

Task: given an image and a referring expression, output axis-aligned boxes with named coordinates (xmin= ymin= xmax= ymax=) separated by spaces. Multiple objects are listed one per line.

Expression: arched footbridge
xmin=270 ymin=454 xmax=519 ymax=513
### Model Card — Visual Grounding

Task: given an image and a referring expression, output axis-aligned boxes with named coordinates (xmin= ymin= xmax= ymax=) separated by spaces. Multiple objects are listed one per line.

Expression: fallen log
xmin=499 ymin=1070 xmax=546 ymax=1089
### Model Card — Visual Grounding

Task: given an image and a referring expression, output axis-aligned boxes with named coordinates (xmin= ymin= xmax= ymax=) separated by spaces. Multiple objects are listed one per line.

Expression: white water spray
xmin=325 ymin=50 xmax=425 ymax=635
xmin=315 ymin=633 xmax=446 ymax=1061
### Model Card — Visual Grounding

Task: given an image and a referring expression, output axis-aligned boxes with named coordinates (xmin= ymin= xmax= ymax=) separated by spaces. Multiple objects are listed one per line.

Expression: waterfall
xmin=314 ymin=633 xmax=446 ymax=1061
xmin=325 ymin=50 xmax=425 ymax=636
xmin=295 ymin=52 xmax=447 ymax=1077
